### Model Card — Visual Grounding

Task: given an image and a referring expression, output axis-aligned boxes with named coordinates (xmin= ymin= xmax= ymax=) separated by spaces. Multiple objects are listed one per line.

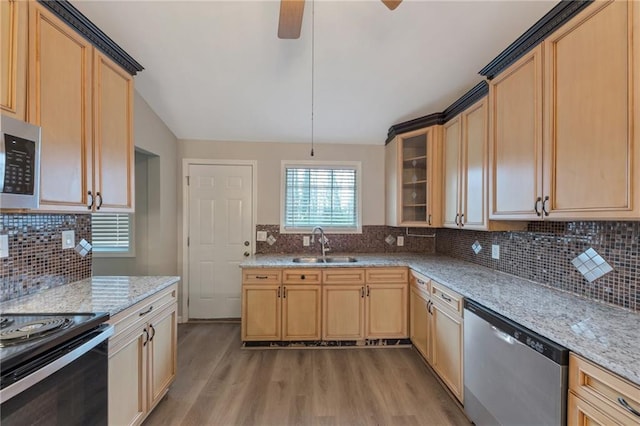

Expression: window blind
xmin=91 ymin=214 xmax=131 ymax=252
xmin=284 ymin=167 xmax=358 ymax=230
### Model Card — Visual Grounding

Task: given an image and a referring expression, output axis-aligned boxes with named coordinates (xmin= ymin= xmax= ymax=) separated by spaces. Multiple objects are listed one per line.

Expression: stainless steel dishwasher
xmin=464 ymin=300 xmax=569 ymax=426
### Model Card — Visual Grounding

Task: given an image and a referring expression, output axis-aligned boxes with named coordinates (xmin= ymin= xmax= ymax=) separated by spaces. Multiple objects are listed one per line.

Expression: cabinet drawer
xmin=365 ymin=267 xmax=408 ymax=284
xmin=410 ymin=270 xmax=431 ymax=296
xmin=569 ymin=353 xmax=640 ymax=424
xmin=243 ymin=269 xmax=282 ymax=284
xmin=282 ymin=269 xmax=322 ymax=284
xmin=322 ymin=268 xmax=366 ymax=285
xmin=109 ymin=284 xmax=177 ymax=341
xmin=431 ymin=281 xmax=462 ymax=315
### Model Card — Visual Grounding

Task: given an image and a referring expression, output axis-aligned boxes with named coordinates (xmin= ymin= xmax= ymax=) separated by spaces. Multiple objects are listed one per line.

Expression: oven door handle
xmin=0 ymin=325 xmax=114 ymax=404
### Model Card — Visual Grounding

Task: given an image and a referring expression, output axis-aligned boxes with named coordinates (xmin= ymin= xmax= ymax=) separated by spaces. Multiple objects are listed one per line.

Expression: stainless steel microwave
xmin=1 ymin=115 xmax=41 ymax=209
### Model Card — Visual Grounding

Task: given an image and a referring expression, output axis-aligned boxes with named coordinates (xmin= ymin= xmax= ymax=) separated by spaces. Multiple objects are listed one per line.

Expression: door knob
xmin=244 ymin=251 xmax=250 ymax=257
xmin=244 ymin=241 xmax=250 ymax=246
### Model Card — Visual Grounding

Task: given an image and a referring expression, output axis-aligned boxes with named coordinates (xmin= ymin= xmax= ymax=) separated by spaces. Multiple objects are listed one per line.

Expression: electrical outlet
xmin=397 ymin=236 xmax=404 ymax=246
xmin=0 ymin=235 xmax=8 ymax=258
xmin=303 ymin=236 xmax=310 ymax=246
xmin=256 ymin=231 xmax=267 ymax=242
xmin=62 ymin=230 xmax=75 ymax=249
xmin=492 ymin=244 xmax=500 ymax=260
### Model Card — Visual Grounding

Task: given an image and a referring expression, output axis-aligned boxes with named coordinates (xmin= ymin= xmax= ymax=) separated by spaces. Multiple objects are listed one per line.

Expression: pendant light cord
xmin=310 ymin=0 xmax=315 ymax=157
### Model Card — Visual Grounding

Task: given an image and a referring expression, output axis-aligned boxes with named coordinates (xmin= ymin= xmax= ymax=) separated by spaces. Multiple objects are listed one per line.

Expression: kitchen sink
xmin=292 ymin=256 xmax=357 ymax=263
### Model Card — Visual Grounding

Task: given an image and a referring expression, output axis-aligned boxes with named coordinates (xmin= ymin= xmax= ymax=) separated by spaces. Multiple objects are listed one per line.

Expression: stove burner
xmin=0 ymin=317 xmax=14 ymax=329
xmin=0 ymin=317 xmax=74 ymax=346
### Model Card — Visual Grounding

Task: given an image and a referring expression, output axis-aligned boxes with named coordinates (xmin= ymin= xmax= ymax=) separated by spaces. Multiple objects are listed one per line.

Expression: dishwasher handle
xmin=492 ymin=326 xmax=516 ymax=345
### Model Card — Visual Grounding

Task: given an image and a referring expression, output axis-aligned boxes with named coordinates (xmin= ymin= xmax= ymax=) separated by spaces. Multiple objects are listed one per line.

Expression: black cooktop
xmin=0 ymin=312 xmax=109 ymax=373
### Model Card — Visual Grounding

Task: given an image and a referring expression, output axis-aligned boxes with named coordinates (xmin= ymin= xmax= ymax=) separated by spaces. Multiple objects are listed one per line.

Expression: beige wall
xmin=178 ymin=140 xmax=386 ymax=225
xmin=93 ymin=91 xmax=179 ymax=277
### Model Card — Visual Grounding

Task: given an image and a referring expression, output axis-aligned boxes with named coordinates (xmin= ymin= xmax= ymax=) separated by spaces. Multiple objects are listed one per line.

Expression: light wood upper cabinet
xmin=29 ymin=2 xmax=93 ymax=210
xmin=543 ymin=0 xmax=639 ymax=219
xmin=28 ymin=2 xmax=134 ymax=212
xmin=386 ymin=126 xmax=443 ymax=227
xmin=489 ymin=45 xmax=544 ymax=220
xmin=1 ymin=0 xmax=27 ymax=120
xmin=490 ymin=0 xmax=640 ymax=221
xmin=93 ymin=51 xmax=134 ymax=211
xmin=443 ymin=115 xmax=462 ymax=228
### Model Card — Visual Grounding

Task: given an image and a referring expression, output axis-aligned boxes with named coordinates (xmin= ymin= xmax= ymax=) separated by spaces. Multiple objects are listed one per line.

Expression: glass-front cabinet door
xmin=385 ymin=126 xmax=442 ymax=227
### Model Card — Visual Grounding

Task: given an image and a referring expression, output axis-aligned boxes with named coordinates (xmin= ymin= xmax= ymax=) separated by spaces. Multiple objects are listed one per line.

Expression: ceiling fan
xmin=278 ymin=0 xmax=402 ymax=39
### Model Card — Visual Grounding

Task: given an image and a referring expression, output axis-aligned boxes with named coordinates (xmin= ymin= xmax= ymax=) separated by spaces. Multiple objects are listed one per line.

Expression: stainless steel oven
xmin=0 ymin=313 xmax=113 ymax=425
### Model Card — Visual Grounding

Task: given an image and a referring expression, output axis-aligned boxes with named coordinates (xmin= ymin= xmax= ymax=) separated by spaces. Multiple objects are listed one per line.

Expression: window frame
xmin=280 ymin=160 xmax=362 ymax=234
xmin=91 ymin=213 xmax=136 ymax=258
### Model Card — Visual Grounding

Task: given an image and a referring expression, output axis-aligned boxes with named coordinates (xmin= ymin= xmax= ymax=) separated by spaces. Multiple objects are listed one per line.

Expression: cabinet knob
xmin=244 ymin=241 xmax=250 ymax=247
xmin=301 ymin=274 xmax=305 ymax=280
xmin=244 ymin=251 xmax=250 ymax=257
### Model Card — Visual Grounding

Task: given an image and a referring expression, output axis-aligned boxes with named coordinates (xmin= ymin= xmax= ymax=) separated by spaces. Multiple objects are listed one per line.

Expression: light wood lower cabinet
xmin=568 ymin=353 xmax=640 ymax=426
xmin=242 ymin=267 xmax=408 ymax=342
xmin=409 ymin=284 xmax=430 ymax=362
xmin=241 ymin=269 xmax=321 ymax=341
xmin=322 ymin=284 xmax=365 ymax=340
xmin=108 ymin=284 xmax=178 ymax=426
xmin=409 ymin=270 xmax=464 ymax=403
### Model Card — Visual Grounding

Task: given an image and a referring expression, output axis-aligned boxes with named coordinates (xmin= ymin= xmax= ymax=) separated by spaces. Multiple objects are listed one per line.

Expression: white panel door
xmin=188 ymin=164 xmax=253 ymax=319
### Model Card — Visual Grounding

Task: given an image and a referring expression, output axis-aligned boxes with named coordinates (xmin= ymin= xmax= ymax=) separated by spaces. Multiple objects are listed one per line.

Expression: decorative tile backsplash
xmin=256 ymin=225 xmax=436 ymax=255
xmin=436 ymin=221 xmax=639 ymax=312
xmin=0 ymin=214 xmax=92 ymax=302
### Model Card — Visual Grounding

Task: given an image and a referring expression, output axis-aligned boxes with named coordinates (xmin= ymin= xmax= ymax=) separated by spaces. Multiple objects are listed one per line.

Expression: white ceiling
xmin=73 ymin=0 xmax=555 ymax=145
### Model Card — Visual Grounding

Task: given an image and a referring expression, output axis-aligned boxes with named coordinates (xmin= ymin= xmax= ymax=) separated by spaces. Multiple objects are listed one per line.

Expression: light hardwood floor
xmin=143 ymin=323 xmax=470 ymax=426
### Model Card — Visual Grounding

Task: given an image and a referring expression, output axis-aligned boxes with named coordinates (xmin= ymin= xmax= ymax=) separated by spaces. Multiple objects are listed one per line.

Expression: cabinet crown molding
xmin=38 ymin=0 xmax=144 ymax=75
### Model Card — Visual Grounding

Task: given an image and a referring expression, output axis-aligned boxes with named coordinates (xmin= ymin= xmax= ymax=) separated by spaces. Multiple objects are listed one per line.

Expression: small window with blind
xmin=281 ymin=161 xmax=362 ymax=233
xmin=91 ymin=214 xmax=135 ymax=257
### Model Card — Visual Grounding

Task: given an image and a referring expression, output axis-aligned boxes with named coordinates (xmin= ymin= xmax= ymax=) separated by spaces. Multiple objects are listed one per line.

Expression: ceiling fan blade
xmin=382 ymin=0 xmax=402 ymax=11
xmin=278 ymin=0 xmax=305 ymax=39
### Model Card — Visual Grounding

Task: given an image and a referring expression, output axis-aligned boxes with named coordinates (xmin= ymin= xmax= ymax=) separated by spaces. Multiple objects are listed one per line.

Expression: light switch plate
xmin=397 ymin=236 xmax=404 ymax=246
xmin=303 ymin=236 xmax=310 ymax=246
xmin=256 ymin=231 xmax=267 ymax=242
xmin=491 ymin=244 xmax=500 ymax=260
xmin=62 ymin=230 xmax=75 ymax=249
xmin=0 ymin=235 xmax=8 ymax=258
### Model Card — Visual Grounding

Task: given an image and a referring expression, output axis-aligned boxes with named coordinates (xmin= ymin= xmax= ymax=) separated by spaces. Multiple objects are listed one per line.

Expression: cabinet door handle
xmin=96 ymin=192 xmax=103 ymax=210
xmin=427 ymin=301 xmax=433 ymax=314
xmin=256 ymin=276 xmax=268 ymax=279
xmin=440 ymin=293 xmax=452 ymax=303
xmin=542 ymin=196 xmax=550 ymax=216
xmin=428 ymin=214 xmax=432 ymax=226
xmin=87 ymin=191 xmax=94 ymax=210
xmin=618 ymin=397 xmax=640 ymax=418
xmin=459 ymin=213 xmax=464 ymax=227
xmin=143 ymin=328 xmax=149 ymax=346
xmin=366 ymin=285 xmax=370 ymax=297
xmin=454 ymin=213 xmax=459 ymax=226
xmin=149 ymin=324 xmax=156 ymax=341
xmin=534 ymin=197 xmax=542 ymax=217
xmin=139 ymin=306 xmax=153 ymax=317
xmin=361 ymin=287 xmax=365 ymax=298
xmin=277 ymin=286 xmax=281 ymax=298
xmin=283 ymin=287 xmax=287 ymax=298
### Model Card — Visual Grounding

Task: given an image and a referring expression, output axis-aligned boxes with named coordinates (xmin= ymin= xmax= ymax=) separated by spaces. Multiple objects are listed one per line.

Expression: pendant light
xmin=310 ymin=0 xmax=315 ymax=157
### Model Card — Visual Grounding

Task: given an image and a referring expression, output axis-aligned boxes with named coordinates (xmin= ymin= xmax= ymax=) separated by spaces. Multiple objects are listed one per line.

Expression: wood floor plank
xmin=143 ymin=323 xmax=470 ymax=426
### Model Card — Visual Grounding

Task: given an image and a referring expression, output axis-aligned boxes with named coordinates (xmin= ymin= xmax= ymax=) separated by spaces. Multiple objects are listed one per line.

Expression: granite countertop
xmin=241 ymin=253 xmax=640 ymax=386
xmin=0 ymin=276 xmax=180 ymax=316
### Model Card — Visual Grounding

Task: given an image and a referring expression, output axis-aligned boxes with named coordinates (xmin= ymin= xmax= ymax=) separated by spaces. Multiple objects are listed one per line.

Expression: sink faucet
xmin=311 ymin=226 xmax=330 ymax=258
